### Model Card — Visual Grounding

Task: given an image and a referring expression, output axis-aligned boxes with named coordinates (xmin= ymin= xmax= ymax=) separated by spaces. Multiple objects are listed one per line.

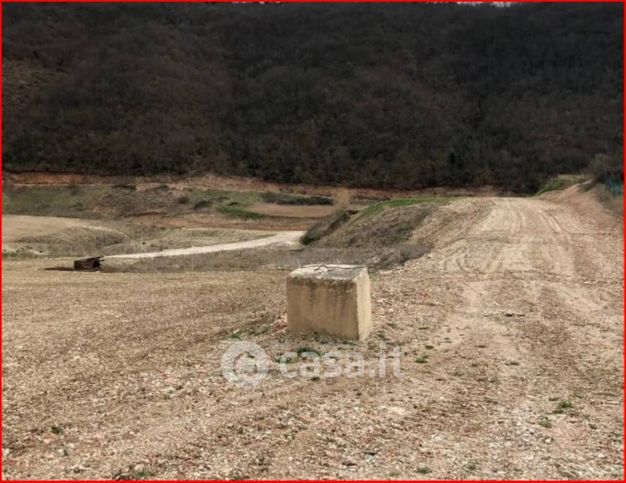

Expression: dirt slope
xmin=2 ymin=188 xmax=622 ymax=479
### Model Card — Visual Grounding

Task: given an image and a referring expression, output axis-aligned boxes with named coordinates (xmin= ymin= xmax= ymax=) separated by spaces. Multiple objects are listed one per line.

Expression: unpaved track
xmin=105 ymin=230 xmax=304 ymax=259
xmin=371 ymin=190 xmax=623 ymax=479
xmin=2 ymin=189 xmax=623 ymax=479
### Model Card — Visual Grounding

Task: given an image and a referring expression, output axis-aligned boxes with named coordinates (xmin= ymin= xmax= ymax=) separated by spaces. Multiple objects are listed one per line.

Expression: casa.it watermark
xmin=221 ymin=341 xmax=402 ymax=388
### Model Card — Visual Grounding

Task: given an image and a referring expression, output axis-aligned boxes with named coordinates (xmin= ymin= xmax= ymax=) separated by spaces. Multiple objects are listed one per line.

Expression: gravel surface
xmin=2 ymin=187 xmax=622 ymax=479
xmin=105 ymin=231 xmax=304 ymax=260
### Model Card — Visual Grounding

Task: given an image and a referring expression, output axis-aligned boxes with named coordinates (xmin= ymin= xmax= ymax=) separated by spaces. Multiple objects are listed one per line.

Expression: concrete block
xmin=287 ymin=264 xmax=372 ymax=340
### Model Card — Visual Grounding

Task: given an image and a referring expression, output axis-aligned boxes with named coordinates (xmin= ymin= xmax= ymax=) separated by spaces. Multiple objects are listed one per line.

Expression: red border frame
xmin=0 ymin=1 xmax=623 ymax=482
xmin=0 ymin=0 xmax=623 ymax=3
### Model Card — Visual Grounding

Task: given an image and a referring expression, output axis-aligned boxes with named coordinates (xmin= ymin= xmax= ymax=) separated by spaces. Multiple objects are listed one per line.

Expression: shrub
xmin=218 ymin=203 xmax=265 ymax=219
xmin=112 ymin=184 xmax=136 ymax=191
xmin=262 ymin=192 xmax=332 ymax=206
xmin=588 ymin=154 xmax=622 ymax=185
xmin=193 ymin=200 xmax=211 ymax=210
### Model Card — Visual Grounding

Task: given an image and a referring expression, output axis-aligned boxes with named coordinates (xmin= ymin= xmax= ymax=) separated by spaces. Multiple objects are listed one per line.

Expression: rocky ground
xmin=2 ymin=185 xmax=623 ymax=479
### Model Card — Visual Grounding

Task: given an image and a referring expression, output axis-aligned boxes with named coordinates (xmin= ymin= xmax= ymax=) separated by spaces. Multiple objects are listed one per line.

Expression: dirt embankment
xmin=4 ymin=171 xmax=504 ymax=200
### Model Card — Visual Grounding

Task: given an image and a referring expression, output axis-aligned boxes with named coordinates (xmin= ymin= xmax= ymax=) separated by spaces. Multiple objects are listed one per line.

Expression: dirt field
xmin=2 ymin=180 xmax=341 ymax=232
xmin=2 ymin=215 xmax=273 ymax=258
xmin=2 ymin=215 xmax=99 ymax=243
xmin=2 ymin=186 xmax=623 ymax=479
xmin=246 ymin=202 xmax=336 ymax=219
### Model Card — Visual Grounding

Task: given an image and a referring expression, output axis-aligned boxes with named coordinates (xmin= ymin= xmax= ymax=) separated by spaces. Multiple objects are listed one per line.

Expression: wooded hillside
xmin=3 ymin=3 xmax=622 ymax=192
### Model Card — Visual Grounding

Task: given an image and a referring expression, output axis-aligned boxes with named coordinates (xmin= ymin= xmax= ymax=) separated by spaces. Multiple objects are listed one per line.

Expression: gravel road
xmin=104 ymin=230 xmax=304 ymax=259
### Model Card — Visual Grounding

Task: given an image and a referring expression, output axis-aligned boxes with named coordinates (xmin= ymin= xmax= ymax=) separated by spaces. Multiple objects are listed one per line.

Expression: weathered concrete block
xmin=287 ymin=264 xmax=372 ymax=340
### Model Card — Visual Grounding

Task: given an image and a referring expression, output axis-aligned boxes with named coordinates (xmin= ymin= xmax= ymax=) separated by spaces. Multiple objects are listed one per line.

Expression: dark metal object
xmin=73 ymin=256 xmax=102 ymax=271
